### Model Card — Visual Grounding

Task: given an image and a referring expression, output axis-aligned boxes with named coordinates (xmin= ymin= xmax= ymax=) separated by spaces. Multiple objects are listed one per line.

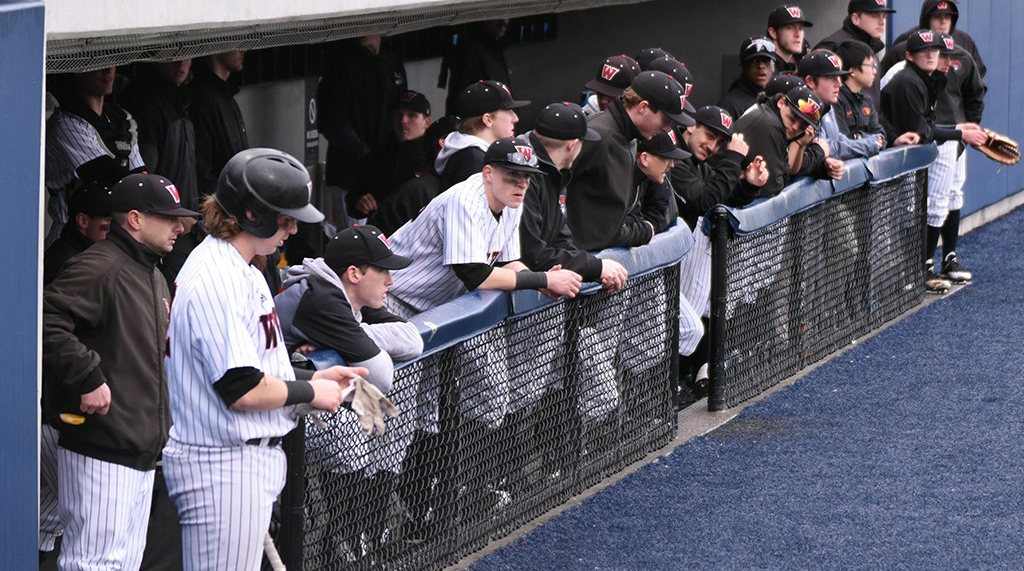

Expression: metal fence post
xmin=280 ymin=417 xmax=306 ymax=569
xmin=708 ymin=206 xmax=730 ymax=412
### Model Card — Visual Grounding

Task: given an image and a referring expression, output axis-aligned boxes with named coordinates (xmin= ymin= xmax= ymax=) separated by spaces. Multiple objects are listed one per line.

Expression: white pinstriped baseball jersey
xmin=166 ymin=235 xmax=297 ymax=447
xmin=386 ymin=172 xmax=523 ymax=315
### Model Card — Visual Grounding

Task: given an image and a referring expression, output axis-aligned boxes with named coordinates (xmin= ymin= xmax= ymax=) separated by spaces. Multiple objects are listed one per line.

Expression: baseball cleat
xmin=941 ymin=253 xmax=973 ymax=283
xmin=924 ymin=269 xmax=951 ymax=294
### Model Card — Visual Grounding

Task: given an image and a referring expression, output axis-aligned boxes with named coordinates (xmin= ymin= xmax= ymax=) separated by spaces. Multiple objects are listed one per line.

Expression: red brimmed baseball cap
xmin=325 ymin=225 xmax=411 ymax=271
xmin=107 ymin=173 xmax=199 ymax=217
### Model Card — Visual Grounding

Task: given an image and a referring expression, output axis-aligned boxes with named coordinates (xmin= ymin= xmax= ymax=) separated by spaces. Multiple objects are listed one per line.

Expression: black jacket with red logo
xmin=835 ymin=84 xmax=886 ymax=141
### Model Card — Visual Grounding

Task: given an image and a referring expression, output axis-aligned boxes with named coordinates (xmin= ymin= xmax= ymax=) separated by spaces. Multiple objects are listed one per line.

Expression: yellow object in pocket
xmin=59 ymin=413 xmax=85 ymax=425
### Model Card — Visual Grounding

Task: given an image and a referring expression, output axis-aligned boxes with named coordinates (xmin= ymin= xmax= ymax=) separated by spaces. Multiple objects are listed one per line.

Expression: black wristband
xmin=514 ymin=270 xmax=548 ymax=290
xmin=284 ymin=380 xmax=315 ymax=406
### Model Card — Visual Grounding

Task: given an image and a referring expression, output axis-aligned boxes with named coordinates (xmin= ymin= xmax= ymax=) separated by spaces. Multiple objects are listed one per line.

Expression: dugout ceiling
xmin=46 ymin=0 xmax=650 ymax=73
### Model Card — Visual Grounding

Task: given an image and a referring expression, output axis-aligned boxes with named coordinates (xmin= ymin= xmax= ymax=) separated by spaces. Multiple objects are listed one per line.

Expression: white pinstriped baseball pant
xmin=927 ymin=140 xmax=967 ymax=227
xmin=40 ymin=423 xmax=62 ymax=551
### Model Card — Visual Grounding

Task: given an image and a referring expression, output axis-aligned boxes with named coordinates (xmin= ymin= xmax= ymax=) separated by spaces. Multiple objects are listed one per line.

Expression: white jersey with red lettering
xmin=165 ymin=234 xmax=297 ymax=446
xmin=386 ymin=172 xmax=522 ymax=316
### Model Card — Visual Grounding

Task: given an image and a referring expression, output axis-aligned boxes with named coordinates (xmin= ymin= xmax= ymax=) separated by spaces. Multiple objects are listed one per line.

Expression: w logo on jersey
xmin=950 ymin=60 xmax=962 ymax=71
xmin=514 ymin=145 xmax=533 ymax=162
xmin=827 ymin=54 xmax=842 ymax=70
xmin=919 ymin=31 xmax=934 ymax=42
xmin=787 ymin=6 xmax=802 ymax=18
xmin=601 ymin=64 xmax=622 ymax=81
xmin=165 ymin=184 xmax=180 ymax=203
xmin=721 ymin=112 xmax=733 ymax=129
xmin=258 ymin=309 xmax=282 ymax=350
xmin=943 ymin=37 xmax=955 ymax=51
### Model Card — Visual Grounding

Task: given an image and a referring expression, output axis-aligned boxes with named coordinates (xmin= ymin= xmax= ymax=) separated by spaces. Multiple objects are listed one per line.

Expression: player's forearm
xmin=230 ymin=375 xmax=289 ymax=411
xmin=475 ymin=266 xmax=518 ymax=291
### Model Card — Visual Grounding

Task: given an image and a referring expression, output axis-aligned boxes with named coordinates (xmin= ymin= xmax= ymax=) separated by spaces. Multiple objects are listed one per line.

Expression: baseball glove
xmin=974 ymin=128 xmax=1021 ymax=165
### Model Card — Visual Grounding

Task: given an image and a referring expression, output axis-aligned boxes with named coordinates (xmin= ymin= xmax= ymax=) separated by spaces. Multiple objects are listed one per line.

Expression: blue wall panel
xmin=893 ymin=0 xmax=1024 ymax=215
xmin=0 ymin=1 xmax=44 ymax=568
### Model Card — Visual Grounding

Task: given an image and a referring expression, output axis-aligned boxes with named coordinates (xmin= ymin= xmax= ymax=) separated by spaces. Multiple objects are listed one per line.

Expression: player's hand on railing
xmin=80 ymin=382 xmax=111 ymax=415
xmin=825 ymin=157 xmax=845 ymax=180
xmin=893 ymin=132 xmax=921 ymax=146
xmin=599 ymin=259 xmax=628 ymax=293
xmin=874 ymin=135 xmax=885 ymax=149
xmin=744 ymin=155 xmax=769 ymax=187
xmin=542 ymin=265 xmax=582 ymax=299
xmin=727 ymin=133 xmax=749 ymax=156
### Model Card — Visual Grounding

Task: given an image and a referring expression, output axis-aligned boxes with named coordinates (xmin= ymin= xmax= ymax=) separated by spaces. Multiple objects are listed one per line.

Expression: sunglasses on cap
xmin=796 ymin=98 xmax=822 ymax=122
xmin=745 ymin=39 xmax=777 ymax=55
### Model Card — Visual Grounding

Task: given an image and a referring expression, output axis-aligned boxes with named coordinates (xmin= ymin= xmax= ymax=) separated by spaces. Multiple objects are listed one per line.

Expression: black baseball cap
xmin=693 ymin=105 xmax=735 ymax=139
xmin=740 ymin=36 xmax=777 ymax=62
xmin=67 ymin=181 xmax=113 ymax=217
xmin=397 ymin=90 xmax=431 ymax=116
xmin=535 ymin=102 xmax=601 ymax=142
xmin=455 ymin=80 xmax=530 ymax=118
xmin=107 ymin=173 xmax=200 ymax=217
xmin=768 ymin=5 xmax=814 ymax=28
xmin=484 ymin=137 xmax=544 ymax=174
xmin=906 ymin=29 xmax=944 ymax=52
xmin=848 ymin=0 xmax=895 ymax=14
xmin=646 ymin=57 xmax=697 ymax=113
xmin=585 ymin=55 xmax=641 ymax=98
xmin=928 ymin=0 xmax=957 ymax=16
xmin=937 ymin=32 xmax=957 ymax=55
xmin=784 ymin=86 xmax=826 ymax=129
xmin=635 ymin=47 xmax=674 ymax=70
xmin=638 ymin=130 xmax=691 ymax=161
xmin=630 ymin=71 xmax=695 ymax=126
xmin=325 ymin=225 xmax=411 ymax=271
xmin=766 ymin=72 xmax=806 ymax=96
xmin=797 ymin=49 xmax=852 ymax=77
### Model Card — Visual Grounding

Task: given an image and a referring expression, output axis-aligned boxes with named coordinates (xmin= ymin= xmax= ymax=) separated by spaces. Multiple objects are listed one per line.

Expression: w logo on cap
xmin=601 ymin=64 xmax=622 ymax=80
xmin=401 ymin=91 xmax=418 ymax=102
xmin=721 ymin=112 xmax=733 ymax=129
xmin=827 ymin=54 xmax=842 ymax=69
xmin=787 ymin=6 xmax=802 ymax=18
xmin=874 ymin=0 xmax=886 ymax=5
xmin=515 ymin=145 xmax=533 ymax=162
xmin=684 ymin=83 xmax=693 ymax=98
xmin=920 ymin=31 xmax=934 ymax=42
xmin=165 ymin=184 xmax=180 ymax=203
xmin=937 ymin=1 xmax=949 ymax=8
xmin=667 ymin=129 xmax=678 ymax=144
xmin=943 ymin=37 xmax=955 ymax=51
xmin=377 ymin=233 xmax=391 ymax=248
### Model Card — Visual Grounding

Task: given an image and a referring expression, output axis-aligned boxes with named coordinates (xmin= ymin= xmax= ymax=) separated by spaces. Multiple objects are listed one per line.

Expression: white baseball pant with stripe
xmin=39 ymin=423 xmax=62 ymax=551
xmin=927 ymin=140 xmax=967 ymax=227
xmin=57 ymin=447 xmax=154 ymax=570
xmin=163 ymin=441 xmax=286 ymax=571
xmin=679 ymin=219 xmax=712 ymax=355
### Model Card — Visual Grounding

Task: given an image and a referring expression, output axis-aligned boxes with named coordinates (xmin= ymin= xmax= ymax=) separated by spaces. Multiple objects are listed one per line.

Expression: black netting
xmin=718 ymin=171 xmax=926 ymax=407
xmin=294 ymin=265 xmax=679 ymax=569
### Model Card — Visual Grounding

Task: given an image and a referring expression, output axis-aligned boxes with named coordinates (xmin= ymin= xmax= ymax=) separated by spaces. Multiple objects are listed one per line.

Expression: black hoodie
xmin=880 ymin=61 xmax=961 ymax=144
xmin=887 ymin=0 xmax=986 ymax=79
xmin=816 ymin=16 xmax=887 ymax=105
xmin=719 ymin=75 xmax=763 ymax=120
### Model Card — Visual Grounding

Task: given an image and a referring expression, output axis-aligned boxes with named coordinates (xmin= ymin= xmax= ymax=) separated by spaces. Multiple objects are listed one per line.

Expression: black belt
xmin=245 ymin=437 xmax=283 ymax=447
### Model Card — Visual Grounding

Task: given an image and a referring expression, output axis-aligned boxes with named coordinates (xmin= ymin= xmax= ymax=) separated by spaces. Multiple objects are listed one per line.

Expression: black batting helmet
xmin=216 ymin=148 xmax=324 ymax=238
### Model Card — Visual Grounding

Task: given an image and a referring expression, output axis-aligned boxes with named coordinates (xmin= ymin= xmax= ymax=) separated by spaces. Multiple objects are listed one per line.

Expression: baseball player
xmin=815 ymin=0 xmax=896 ymax=109
xmin=162 ymin=148 xmax=369 ymax=570
xmin=45 ymin=66 xmax=145 ymax=248
xmin=797 ymin=49 xmax=886 ymax=159
xmin=568 ymin=71 xmax=693 ymax=251
xmin=42 ymin=173 xmax=196 ymax=570
xmin=582 ymin=55 xmax=641 ymax=116
xmin=386 ymin=137 xmax=582 ymax=318
xmin=521 ymin=102 xmax=629 ymax=291
xmin=435 ymin=80 xmax=529 ymax=191
xmin=275 ymin=225 xmax=423 ymax=564
xmin=883 ymin=0 xmax=985 ymax=80
xmin=878 ymin=30 xmax=988 ymax=292
xmin=767 ymin=5 xmax=814 ymax=73
xmin=719 ymin=37 xmax=777 ymax=120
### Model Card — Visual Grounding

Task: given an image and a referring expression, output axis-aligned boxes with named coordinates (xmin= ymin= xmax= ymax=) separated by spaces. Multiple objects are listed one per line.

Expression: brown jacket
xmin=42 ymin=224 xmax=172 ymax=470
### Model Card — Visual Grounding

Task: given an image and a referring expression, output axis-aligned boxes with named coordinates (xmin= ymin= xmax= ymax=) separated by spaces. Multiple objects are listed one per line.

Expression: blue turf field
xmin=475 ymin=206 xmax=1024 ymax=570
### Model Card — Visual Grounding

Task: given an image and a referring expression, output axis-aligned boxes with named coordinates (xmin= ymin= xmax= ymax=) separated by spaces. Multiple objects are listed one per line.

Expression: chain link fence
xmin=714 ymin=170 xmax=927 ymax=408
